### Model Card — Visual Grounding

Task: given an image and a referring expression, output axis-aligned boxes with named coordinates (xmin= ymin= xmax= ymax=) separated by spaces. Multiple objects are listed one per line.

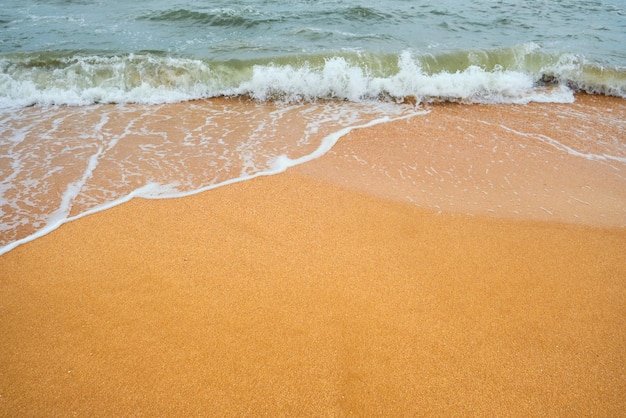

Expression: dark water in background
xmin=2 ymin=0 xmax=624 ymax=62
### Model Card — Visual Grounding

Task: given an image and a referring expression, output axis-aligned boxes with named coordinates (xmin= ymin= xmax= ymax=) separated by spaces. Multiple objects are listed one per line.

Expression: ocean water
xmin=1 ymin=0 xmax=625 ymax=254
xmin=2 ymin=0 xmax=625 ymax=105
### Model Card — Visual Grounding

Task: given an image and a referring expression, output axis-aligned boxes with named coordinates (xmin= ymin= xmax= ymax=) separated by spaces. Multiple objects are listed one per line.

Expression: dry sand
xmin=1 ymin=96 xmax=625 ymax=416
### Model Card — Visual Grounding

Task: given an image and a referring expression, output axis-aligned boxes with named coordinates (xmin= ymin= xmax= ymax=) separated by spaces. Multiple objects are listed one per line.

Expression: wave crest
xmin=1 ymin=46 xmax=624 ymax=107
xmin=140 ymin=8 xmax=271 ymax=28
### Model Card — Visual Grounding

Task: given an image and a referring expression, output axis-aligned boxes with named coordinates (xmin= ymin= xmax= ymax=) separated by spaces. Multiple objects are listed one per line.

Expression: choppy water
xmin=0 ymin=0 xmax=625 ymax=254
xmin=6 ymin=0 xmax=625 ymax=61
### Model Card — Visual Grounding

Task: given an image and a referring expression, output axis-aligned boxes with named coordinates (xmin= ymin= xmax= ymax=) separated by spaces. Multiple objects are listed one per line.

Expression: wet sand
xmin=295 ymin=94 xmax=626 ymax=227
xmin=1 ymin=96 xmax=625 ymax=416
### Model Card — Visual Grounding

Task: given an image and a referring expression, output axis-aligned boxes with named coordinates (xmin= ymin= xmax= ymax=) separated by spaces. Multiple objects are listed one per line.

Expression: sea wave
xmin=139 ymin=7 xmax=277 ymax=28
xmin=0 ymin=45 xmax=624 ymax=107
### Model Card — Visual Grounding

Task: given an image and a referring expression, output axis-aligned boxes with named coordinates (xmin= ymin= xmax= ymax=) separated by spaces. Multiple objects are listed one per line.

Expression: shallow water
xmin=0 ymin=99 xmax=421 ymax=252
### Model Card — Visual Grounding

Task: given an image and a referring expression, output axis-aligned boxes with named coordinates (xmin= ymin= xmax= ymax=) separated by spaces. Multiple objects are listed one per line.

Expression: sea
xmin=1 ymin=0 xmax=625 ymax=254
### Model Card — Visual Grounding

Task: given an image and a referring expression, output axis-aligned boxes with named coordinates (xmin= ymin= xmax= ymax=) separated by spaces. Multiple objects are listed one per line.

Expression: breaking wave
xmin=1 ymin=44 xmax=624 ymax=108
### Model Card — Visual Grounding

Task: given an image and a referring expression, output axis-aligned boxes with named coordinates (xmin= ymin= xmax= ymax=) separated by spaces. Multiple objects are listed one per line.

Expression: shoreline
xmin=2 ymin=93 xmax=624 ymax=257
xmin=294 ymin=93 xmax=626 ymax=228
xmin=1 ymin=95 xmax=625 ymax=415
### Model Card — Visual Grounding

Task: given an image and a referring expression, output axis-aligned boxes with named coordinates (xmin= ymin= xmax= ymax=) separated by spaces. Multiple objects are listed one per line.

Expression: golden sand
xmin=1 ymin=96 xmax=625 ymax=416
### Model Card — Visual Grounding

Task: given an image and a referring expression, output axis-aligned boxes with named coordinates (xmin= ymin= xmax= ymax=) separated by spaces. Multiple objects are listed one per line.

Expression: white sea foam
xmin=0 ymin=54 xmax=220 ymax=107
xmin=235 ymin=52 xmax=579 ymax=104
xmin=0 ymin=101 xmax=424 ymax=256
xmin=3 ymin=49 xmax=619 ymax=108
xmin=497 ymin=124 xmax=626 ymax=164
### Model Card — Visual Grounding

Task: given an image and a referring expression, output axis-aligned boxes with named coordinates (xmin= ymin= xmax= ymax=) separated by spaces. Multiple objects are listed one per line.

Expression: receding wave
xmin=1 ymin=44 xmax=624 ymax=107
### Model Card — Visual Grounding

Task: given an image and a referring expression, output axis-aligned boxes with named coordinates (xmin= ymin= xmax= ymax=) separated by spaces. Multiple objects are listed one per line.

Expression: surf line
xmin=0 ymin=108 xmax=427 ymax=257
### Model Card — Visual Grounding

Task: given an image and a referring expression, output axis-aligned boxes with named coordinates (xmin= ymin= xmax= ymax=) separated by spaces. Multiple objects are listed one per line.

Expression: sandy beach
xmin=1 ymin=96 xmax=625 ymax=416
